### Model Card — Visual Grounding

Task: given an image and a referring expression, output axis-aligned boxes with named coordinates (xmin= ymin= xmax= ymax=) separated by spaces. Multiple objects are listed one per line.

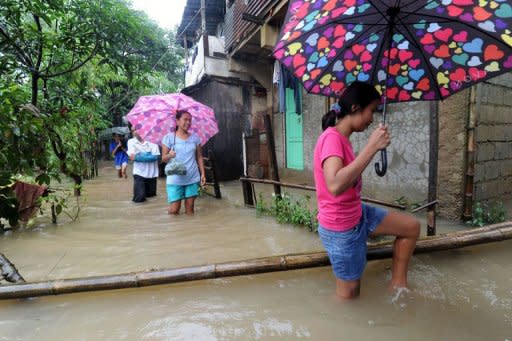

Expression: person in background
xmin=126 ymin=123 xmax=160 ymax=203
xmin=109 ymin=133 xmax=128 ymax=178
xmin=161 ymin=110 xmax=206 ymax=215
xmin=313 ymin=81 xmax=420 ymax=299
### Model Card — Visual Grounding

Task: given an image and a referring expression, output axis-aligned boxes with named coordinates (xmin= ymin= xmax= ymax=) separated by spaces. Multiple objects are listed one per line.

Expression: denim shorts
xmin=167 ymin=183 xmax=199 ymax=203
xmin=318 ymin=204 xmax=388 ymax=281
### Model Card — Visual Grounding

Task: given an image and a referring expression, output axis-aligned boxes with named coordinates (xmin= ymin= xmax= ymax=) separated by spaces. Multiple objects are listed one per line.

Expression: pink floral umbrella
xmin=126 ymin=93 xmax=219 ymax=146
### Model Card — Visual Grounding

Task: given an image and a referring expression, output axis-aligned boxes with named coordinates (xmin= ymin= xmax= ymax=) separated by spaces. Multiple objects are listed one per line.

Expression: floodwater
xmin=0 ymin=164 xmax=511 ymax=340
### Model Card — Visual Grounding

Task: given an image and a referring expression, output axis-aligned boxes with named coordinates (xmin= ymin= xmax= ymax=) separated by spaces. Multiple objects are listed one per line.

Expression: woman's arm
xmin=110 ymin=143 xmax=119 ymax=156
xmin=196 ymin=144 xmax=206 ymax=186
xmin=323 ymin=125 xmax=390 ymax=196
xmin=161 ymin=144 xmax=176 ymax=163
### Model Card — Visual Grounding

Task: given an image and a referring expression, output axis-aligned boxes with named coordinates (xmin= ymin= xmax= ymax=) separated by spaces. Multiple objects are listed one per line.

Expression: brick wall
xmin=474 ymin=73 xmax=512 ymax=202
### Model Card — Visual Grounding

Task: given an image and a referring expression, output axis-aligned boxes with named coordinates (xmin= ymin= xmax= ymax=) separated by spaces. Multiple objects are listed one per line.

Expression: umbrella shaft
xmin=381 ymin=19 xmax=397 ymax=126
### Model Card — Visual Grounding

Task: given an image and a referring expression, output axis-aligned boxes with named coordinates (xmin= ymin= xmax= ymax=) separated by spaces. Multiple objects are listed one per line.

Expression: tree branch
xmin=33 ymin=15 xmax=44 ymax=73
xmin=0 ymin=24 xmax=34 ymax=67
xmin=45 ymin=40 xmax=100 ymax=78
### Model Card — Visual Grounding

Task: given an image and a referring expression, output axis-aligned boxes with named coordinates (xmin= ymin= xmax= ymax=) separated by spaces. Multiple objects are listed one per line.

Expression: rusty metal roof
xmin=225 ymin=0 xmax=278 ymax=54
xmin=177 ymin=0 xmax=226 ymax=47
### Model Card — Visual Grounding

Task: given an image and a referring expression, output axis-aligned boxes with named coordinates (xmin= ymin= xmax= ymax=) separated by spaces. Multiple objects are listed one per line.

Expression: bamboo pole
xmin=239 ymin=177 xmax=406 ymax=210
xmin=0 ymin=223 xmax=511 ymax=300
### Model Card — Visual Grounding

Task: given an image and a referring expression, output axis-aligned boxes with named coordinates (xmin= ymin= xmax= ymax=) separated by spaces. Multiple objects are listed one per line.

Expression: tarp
xmin=98 ymin=126 xmax=130 ymax=141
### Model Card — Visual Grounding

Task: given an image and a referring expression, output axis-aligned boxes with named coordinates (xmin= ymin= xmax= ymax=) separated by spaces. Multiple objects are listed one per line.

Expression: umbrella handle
xmin=374 ymin=149 xmax=387 ymax=177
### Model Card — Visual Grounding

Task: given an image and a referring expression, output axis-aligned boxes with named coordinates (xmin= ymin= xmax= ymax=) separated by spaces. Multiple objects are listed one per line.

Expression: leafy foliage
xmin=470 ymin=201 xmax=507 ymax=227
xmin=256 ymin=192 xmax=318 ymax=232
xmin=394 ymin=196 xmax=422 ymax=210
xmin=0 ymin=0 xmax=184 ymax=227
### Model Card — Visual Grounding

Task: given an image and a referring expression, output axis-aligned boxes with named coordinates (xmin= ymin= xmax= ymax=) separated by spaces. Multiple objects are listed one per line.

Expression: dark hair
xmin=175 ymin=110 xmax=190 ymax=120
xmin=321 ymin=81 xmax=381 ymax=131
xmin=175 ymin=110 xmax=191 ymax=132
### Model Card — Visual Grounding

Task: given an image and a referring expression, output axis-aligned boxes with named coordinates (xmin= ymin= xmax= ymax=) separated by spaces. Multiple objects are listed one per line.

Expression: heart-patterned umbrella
xmin=274 ymin=0 xmax=512 ymax=175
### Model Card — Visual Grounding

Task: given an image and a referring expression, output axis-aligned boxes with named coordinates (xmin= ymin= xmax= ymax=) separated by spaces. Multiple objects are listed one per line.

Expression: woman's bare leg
xmin=335 ymin=278 xmax=361 ymax=299
xmin=168 ymin=201 xmax=181 ymax=215
xmin=370 ymin=211 xmax=420 ymax=288
xmin=184 ymin=197 xmax=196 ymax=215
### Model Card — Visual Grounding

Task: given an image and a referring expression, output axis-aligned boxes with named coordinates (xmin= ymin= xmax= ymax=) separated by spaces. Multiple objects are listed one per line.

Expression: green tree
xmin=0 ymin=0 xmax=184 ymax=226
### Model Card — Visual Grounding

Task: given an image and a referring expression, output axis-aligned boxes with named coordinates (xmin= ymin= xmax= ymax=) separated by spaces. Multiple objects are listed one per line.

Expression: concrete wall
xmin=352 ymin=102 xmax=430 ymax=204
xmin=438 ymin=89 xmax=470 ymax=220
xmin=185 ymin=36 xmax=252 ymax=87
xmin=474 ymin=73 xmax=512 ymax=203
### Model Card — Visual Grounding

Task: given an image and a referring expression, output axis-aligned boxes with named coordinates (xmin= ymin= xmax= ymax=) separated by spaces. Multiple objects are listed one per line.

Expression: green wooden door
xmin=285 ymin=88 xmax=304 ymax=170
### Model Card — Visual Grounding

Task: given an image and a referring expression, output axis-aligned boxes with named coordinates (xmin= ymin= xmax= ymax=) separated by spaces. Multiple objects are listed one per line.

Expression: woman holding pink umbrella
xmin=162 ymin=110 xmax=206 ymax=215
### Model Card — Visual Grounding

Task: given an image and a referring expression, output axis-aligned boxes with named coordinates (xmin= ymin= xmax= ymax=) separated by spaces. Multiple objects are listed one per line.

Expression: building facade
xmin=177 ymin=0 xmax=512 ymax=220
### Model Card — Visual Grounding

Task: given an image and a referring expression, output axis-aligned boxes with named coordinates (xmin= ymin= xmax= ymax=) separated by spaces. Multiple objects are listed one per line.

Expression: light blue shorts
xmin=167 ymin=183 xmax=200 ymax=203
xmin=318 ymin=204 xmax=388 ymax=281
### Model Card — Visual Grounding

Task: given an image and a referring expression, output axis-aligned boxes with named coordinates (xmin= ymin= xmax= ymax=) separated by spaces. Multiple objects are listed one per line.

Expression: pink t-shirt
xmin=313 ymin=127 xmax=362 ymax=231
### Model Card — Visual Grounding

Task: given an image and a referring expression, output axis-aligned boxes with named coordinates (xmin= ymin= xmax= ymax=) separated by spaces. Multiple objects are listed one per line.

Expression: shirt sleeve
xmin=320 ymin=133 xmax=345 ymax=166
xmin=194 ymin=134 xmax=201 ymax=146
xmin=152 ymin=142 xmax=161 ymax=156
xmin=109 ymin=142 xmax=115 ymax=153
xmin=126 ymin=139 xmax=135 ymax=156
xmin=161 ymin=134 xmax=173 ymax=149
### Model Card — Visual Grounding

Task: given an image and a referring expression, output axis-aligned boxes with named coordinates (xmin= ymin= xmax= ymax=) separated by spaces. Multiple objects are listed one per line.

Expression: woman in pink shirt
xmin=313 ymin=81 xmax=420 ymax=299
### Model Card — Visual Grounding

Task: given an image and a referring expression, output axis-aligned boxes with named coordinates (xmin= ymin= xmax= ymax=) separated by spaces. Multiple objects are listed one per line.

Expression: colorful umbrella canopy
xmin=126 ymin=93 xmax=219 ymax=146
xmin=273 ymin=0 xmax=512 ymax=102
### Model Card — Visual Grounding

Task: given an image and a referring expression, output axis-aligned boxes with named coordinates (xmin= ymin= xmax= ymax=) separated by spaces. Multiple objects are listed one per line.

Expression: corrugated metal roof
xmin=177 ymin=0 xmax=226 ymax=47
xmin=225 ymin=0 xmax=278 ymax=54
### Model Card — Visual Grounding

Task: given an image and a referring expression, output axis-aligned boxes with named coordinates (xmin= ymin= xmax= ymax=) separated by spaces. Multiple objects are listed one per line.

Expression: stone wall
xmin=474 ymin=73 xmax=512 ymax=202
xmin=351 ymin=102 xmax=430 ymax=204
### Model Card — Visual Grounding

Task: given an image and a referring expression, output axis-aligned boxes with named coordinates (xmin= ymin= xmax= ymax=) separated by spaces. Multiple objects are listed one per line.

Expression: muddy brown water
xmin=0 ymin=164 xmax=510 ymax=340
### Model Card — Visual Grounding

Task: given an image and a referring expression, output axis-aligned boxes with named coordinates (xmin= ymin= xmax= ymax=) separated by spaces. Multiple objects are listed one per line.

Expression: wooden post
xmin=241 ymin=178 xmax=255 ymax=207
xmin=463 ymin=84 xmax=480 ymax=221
xmin=208 ymin=149 xmax=221 ymax=199
xmin=51 ymin=204 xmax=57 ymax=224
xmin=263 ymin=114 xmax=281 ymax=196
xmin=241 ymin=133 xmax=254 ymax=206
xmin=427 ymin=101 xmax=439 ymax=236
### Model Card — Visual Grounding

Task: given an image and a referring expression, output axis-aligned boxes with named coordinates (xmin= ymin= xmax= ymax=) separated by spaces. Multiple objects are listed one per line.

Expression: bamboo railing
xmin=0 ymin=222 xmax=511 ymax=300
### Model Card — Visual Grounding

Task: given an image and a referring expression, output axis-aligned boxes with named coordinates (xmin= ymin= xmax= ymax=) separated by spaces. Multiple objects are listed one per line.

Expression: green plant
xmin=470 ymin=201 xmax=507 ymax=227
xmin=394 ymin=196 xmax=409 ymax=207
xmin=256 ymin=192 xmax=318 ymax=232
xmin=255 ymin=192 xmax=266 ymax=217
xmin=394 ymin=196 xmax=422 ymax=211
